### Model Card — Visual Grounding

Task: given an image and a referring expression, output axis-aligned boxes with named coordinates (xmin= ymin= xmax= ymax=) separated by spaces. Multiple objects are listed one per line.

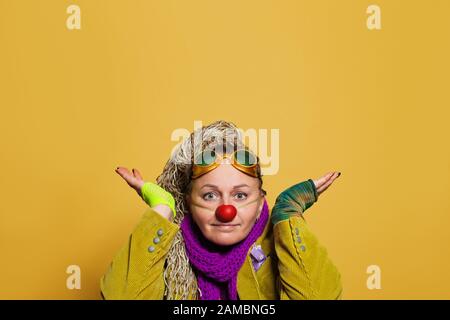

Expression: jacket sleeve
xmin=272 ymin=181 xmax=343 ymax=300
xmin=100 ymin=207 xmax=180 ymax=299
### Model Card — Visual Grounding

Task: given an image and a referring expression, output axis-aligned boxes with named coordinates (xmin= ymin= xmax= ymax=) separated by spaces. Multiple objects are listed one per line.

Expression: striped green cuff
xmin=271 ymin=179 xmax=318 ymax=225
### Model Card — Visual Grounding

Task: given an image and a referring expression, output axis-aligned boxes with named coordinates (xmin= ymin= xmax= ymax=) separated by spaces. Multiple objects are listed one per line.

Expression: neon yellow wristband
xmin=141 ymin=182 xmax=176 ymax=218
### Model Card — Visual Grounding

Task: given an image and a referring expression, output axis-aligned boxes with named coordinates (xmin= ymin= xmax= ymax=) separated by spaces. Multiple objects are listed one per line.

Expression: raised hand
xmin=115 ymin=166 xmax=145 ymax=197
xmin=271 ymin=171 xmax=341 ymax=225
xmin=312 ymin=172 xmax=341 ymax=197
xmin=115 ymin=166 xmax=176 ymax=221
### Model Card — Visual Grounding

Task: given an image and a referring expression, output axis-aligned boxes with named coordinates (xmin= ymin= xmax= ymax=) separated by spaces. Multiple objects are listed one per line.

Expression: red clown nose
xmin=215 ymin=204 xmax=237 ymax=222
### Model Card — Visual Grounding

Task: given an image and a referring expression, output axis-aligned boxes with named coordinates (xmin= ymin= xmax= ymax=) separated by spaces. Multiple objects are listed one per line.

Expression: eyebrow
xmin=200 ymin=184 xmax=250 ymax=190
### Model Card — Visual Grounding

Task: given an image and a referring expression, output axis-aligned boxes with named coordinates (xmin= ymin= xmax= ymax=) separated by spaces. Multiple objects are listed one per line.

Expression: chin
xmin=207 ymin=232 xmax=243 ymax=247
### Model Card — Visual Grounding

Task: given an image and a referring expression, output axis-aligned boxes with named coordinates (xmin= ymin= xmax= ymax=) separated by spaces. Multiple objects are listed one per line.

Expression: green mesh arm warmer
xmin=140 ymin=182 xmax=176 ymax=219
xmin=271 ymin=179 xmax=318 ymax=225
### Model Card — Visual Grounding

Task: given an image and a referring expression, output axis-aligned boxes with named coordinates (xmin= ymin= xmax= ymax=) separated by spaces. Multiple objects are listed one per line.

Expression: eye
xmin=234 ymin=192 xmax=248 ymax=200
xmin=203 ymin=192 xmax=219 ymax=201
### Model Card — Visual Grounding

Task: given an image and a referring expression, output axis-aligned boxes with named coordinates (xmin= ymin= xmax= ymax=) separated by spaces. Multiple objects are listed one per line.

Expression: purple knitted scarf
xmin=180 ymin=198 xmax=269 ymax=300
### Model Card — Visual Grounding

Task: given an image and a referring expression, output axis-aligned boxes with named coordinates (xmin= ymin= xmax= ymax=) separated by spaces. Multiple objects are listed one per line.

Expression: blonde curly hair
xmin=155 ymin=120 xmax=266 ymax=299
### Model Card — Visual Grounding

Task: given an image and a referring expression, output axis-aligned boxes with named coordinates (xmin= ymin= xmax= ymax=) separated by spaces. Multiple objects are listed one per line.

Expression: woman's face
xmin=186 ymin=163 xmax=264 ymax=246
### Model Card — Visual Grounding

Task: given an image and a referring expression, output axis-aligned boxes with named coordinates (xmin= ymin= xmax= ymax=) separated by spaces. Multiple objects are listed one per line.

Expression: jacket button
xmin=300 ymin=245 xmax=306 ymax=252
xmin=157 ymin=228 xmax=164 ymax=236
xmin=296 ymin=236 xmax=302 ymax=243
xmin=295 ymin=228 xmax=299 ymax=235
xmin=153 ymin=237 xmax=160 ymax=244
xmin=148 ymin=246 xmax=155 ymax=253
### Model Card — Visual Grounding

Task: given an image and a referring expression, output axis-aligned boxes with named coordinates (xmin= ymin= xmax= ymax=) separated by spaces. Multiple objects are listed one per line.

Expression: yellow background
xmin=1 ymin=0 xmax=449 ymax=299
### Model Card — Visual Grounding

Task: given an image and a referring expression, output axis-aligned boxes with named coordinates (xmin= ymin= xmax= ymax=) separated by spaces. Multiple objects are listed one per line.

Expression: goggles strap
xmin=188 ymin=196 xmax=263 ymax=213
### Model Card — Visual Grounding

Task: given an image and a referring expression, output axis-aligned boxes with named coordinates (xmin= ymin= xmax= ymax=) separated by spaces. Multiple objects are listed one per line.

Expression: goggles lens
xmin=191 ymin=147 xmax=258 ymax=179
xmin=234 ymin=149 xmax=257 ymax=167
xmin=194 ymin=149 xmax=216 ymax=166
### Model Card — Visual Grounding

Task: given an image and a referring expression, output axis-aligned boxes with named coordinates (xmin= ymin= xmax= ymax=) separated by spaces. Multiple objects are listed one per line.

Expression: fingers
xmin=316 ymin=172 xmax=341 ymax=195
xmin=115 ymin=166 xmax=137 ymax=186
xmin=115 ymin=166 xmax=131 ymax=180
xmin=115 ymin=166 xmax=146 ymax=196
xmin=132 ymin=168 xmax=144 ymax=181
xmin=313 ymin=172 xmax=335 ymax=189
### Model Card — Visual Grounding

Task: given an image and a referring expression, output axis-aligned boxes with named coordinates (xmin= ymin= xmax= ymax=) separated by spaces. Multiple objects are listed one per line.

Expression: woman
xmin=101 ymin=120 xmax=342 ymax=300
